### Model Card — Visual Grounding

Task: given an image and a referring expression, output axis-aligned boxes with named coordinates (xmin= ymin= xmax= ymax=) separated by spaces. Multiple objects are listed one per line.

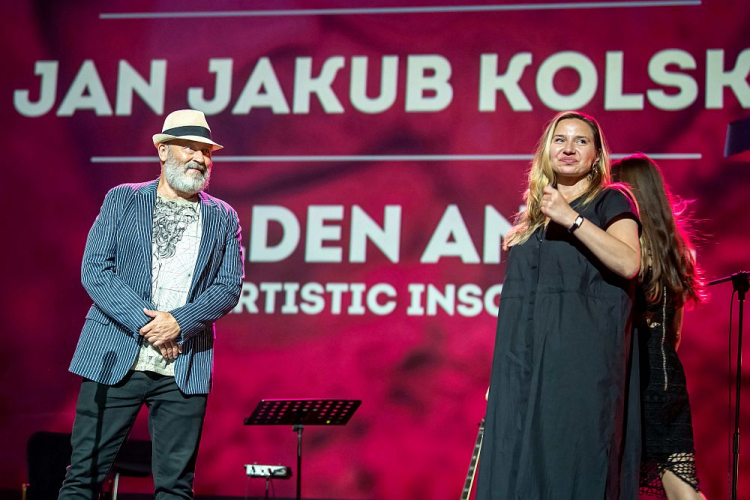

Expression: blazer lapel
xmin=190 ymin=192 xmax=220 ymax=298
xmin=134 ymin=180 xmax=157 ymax=301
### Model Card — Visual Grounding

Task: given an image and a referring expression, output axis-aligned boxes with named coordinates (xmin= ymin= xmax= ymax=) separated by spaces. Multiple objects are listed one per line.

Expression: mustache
xmin=184 ymin=161 xmax=207 ymax=174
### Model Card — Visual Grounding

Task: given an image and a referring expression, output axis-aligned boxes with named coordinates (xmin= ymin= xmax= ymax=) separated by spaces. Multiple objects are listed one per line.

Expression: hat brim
xmin=153 ymin=134 xmax=223 ymax=151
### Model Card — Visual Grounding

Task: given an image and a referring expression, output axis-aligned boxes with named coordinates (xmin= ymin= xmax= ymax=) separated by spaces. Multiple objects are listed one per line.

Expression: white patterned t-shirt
xmin=132 ymin=194 xmax=202 ymax=376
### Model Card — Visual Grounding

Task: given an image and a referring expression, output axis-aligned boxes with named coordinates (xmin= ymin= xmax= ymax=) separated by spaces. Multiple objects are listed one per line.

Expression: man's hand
xmin=157 ymin=339 xmax=182 ymax=360
xmin=140 ymin=309 xmax=181 ymax=350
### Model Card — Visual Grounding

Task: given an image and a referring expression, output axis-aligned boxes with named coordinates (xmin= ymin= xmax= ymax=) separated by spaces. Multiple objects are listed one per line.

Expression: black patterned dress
xmin=637 ymin=287 xmax=701 ymax=496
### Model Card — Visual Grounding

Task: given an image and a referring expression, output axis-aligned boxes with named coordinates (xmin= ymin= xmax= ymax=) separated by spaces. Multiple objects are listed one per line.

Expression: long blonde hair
xmin=504 ymin=111 xmax=612 ymax=248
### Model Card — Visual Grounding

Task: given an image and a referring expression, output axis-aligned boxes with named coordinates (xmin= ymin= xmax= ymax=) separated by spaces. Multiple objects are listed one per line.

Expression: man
xmin=59 ymin=109 xmax=244 ymax=499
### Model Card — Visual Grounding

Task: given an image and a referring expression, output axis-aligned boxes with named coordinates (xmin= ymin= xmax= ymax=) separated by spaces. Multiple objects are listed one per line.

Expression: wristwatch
xmin=568 ymin=215 xmax=584 ymax=233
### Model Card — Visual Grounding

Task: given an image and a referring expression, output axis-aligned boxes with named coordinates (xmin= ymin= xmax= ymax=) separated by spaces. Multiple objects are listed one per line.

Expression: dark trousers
xmin=58 ymin=371 xmax=208 ymax=500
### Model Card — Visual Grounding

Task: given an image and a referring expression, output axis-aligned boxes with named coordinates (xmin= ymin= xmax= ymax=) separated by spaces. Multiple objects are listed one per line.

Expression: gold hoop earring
xmin=588 ymin=163 xmax=596 ymax=176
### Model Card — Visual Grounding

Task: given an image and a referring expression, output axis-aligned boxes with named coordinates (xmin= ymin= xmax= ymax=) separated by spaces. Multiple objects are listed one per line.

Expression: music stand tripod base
xmin=244 ymin=399 xmax=361 ymax=500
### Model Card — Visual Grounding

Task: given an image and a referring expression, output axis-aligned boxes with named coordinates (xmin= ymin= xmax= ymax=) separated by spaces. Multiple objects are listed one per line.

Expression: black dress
xmin=477 ymin=188 xmax=641 ymax=500
xmin=637 ymin=288 xmax=701 ymax=497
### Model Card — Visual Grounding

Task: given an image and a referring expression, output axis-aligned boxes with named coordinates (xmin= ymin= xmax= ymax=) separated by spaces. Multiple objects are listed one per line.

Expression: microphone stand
xmin=708 ymin=270 xmax=749 ymax=500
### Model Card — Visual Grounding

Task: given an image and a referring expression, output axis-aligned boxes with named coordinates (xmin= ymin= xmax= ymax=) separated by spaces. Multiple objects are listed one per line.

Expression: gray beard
xmin=164 ymin=153 xmax=211 ymax=196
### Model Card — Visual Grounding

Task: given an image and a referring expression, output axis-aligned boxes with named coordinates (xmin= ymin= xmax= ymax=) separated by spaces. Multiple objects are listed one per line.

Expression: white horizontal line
xmin=218 ymin=155 xmax=533 ymax=162
xmin=90 ymin=153 xmax=701 ymax=163
xmin=100 ymin=1 xmax=701 ymax=19
xmin=612 ymin=153 xmax=702 ymax=160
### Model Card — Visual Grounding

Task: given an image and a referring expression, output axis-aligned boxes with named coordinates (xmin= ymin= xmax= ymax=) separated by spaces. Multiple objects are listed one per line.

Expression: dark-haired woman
xmin=612 ymin=154 xmax=706 ymax=500
xmin=477 ymin=112 xmax=642 ymax=500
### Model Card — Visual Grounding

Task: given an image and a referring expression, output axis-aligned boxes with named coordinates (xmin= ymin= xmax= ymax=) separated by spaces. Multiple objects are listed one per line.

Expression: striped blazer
xmin=69 ymin=179 xmax=244 ymax=394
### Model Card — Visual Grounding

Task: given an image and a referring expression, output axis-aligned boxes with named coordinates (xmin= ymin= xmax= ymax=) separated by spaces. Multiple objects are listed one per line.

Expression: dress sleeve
xmin=596 ymin=186 xmax=641 ymax=233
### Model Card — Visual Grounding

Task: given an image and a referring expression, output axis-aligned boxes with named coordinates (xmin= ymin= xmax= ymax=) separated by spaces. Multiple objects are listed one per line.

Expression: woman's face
xmin=548 ymin=118 xmax=598 ymax=181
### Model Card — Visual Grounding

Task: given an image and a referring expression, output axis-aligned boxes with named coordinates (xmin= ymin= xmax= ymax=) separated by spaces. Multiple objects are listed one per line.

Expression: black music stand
xmin=244 ymin=399 xmax=361 ymax=500
xmin=723 ymin=115 xmax=750 ymax=500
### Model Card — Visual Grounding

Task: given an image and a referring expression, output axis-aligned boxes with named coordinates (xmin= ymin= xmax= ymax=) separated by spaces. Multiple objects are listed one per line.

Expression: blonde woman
xmin=478 ymin=111 xmax=641 ymax=499
xmin=612 ymin=154 xmax=706 ymax=500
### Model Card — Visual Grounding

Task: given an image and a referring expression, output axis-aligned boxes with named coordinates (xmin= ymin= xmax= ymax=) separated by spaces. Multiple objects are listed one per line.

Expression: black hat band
xmin=161 ymin=125 xmax=212 ymax=140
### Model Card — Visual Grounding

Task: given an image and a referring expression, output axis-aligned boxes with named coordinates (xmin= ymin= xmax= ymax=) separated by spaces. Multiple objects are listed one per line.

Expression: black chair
xmin=23 ymin=431 xmax=72 ymax=500
xmin=109 ymin=438 xmax=152 ymax=500
xmin=23 ymin=431 xmax=152 ymax=500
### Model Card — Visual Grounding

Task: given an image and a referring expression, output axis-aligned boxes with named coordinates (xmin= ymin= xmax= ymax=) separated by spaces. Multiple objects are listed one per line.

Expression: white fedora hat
xmin=152 ymin=109 xmax=223 ymax=151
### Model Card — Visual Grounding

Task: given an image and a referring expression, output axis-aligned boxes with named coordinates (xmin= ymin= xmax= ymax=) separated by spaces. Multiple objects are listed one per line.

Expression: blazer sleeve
xmin=170 ymin=206 xmax=244 ymax=343
xmin=81 ymin=188 xmax=154 ymax=334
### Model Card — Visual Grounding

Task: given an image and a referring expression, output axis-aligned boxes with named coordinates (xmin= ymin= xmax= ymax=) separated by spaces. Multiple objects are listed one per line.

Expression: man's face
xmin=161 ymin=140 xmax=213 ymax=196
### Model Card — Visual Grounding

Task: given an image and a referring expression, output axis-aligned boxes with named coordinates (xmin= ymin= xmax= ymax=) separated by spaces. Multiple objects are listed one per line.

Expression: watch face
xmin=569 ymin=216 xmax=583 ymax=233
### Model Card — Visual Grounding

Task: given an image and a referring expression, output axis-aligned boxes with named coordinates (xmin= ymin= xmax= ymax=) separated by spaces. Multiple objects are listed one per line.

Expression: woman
xmin=612 ymin=154 xmax=705 ymax=500
xmin=477 ymin=111 xmax=642 ymax=499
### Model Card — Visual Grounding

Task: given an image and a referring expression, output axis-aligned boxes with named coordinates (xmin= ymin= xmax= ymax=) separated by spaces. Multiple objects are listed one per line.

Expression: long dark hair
xmin=611 ymin=154 xmax=704 ymax=306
